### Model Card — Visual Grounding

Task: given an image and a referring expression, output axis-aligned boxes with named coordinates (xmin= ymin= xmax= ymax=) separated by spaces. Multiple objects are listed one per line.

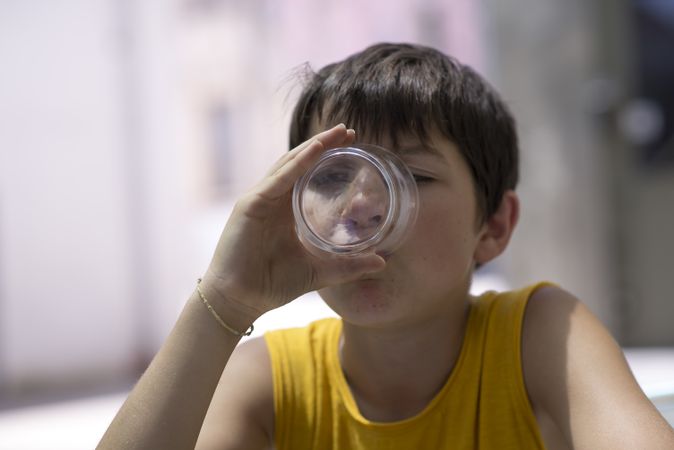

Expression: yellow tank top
xmin=264 ymin=284 xmax=550 ymax=449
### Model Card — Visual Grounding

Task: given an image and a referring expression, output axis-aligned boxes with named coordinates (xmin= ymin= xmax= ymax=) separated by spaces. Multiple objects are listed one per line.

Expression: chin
xmin=318 ymin=282 xmax=404 ymax=327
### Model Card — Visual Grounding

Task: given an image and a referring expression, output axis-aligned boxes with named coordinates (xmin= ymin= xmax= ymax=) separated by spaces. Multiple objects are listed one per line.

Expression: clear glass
xmin=293 ymin=144 xmax=419 ymax=257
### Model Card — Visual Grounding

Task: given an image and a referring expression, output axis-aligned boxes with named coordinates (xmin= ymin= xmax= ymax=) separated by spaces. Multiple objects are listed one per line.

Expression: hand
xmin=202 ymin=124 xmax=386 ymax=322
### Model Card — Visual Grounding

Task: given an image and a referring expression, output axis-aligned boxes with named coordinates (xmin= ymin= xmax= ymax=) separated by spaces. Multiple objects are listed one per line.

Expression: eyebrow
xmin=395 ymin=144 xmax=446 ymax=160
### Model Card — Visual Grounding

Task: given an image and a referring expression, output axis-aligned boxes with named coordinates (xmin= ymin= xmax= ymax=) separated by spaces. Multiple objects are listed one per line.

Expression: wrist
xmin=195 ymin=276 xmax=260 ymax=335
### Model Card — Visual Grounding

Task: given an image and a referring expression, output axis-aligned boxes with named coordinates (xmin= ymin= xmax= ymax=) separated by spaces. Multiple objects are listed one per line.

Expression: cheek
xmin=303 ymin=192 xmax=342 ymax=235
xmin=409 ymin=198 xmax=478 ymax=262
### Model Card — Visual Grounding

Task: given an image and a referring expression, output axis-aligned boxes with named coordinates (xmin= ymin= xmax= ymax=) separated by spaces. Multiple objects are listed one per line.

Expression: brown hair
xmin=289 ymin=42 xmax=519 ymax=223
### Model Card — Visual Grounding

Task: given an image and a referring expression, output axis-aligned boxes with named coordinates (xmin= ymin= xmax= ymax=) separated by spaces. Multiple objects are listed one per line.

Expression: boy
xmin=99 ymin=43 xmax=674 ymax=449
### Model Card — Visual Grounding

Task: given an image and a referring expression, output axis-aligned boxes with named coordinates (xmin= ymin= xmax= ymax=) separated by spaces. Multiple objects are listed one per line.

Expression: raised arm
xmin=97 ymin=124 xmax=385 ymax=450
xmin=523 ymin=286 xmax=674 ymax=450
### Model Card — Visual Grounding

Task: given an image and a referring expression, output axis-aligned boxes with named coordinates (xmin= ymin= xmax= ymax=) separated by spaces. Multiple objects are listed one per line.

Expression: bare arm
xmin=196 ymin=338 xmax=274 ymax=450
xmin=523 ymin=286 xmax=674 ymax=450
xmin=97 ymin=124 xmax=385 ymax=449
xmin=97 ymin=289 xmax=256 ymax=450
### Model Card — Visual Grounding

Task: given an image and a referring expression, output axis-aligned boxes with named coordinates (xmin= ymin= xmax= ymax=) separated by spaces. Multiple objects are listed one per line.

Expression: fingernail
xmin=335 ymin=123 xmax=346 ymax=130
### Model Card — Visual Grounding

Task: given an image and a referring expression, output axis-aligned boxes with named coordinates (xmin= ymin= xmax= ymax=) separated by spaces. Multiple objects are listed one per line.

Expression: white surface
xmin=624 ymin=349 xmax=674 ymax=428
xmin=0 ymin=393 xmax=127 ymax=450
xmin=624 ymin=348 xmax=674 ymax=399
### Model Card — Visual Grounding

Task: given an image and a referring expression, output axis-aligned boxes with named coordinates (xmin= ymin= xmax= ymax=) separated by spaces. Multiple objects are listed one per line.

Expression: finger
xmin=268 ymin=125 xmax=353 ymax=176
xmin=313 ymin=123 xmax=353 ymax=150
xmin=265 ymin=139 xmax=315 ymax=177
xmin=257 ymin=124 xmax=353 ymax=200
xmin=256 ymin=138 xmax=326 ymax=200
xmin=343 ymin=128 xmax=356 ymax=147
xmin=275 ymin=125 xmax=353 ymax=184
xmin=265 ymin=124 xmax=348 ymax=177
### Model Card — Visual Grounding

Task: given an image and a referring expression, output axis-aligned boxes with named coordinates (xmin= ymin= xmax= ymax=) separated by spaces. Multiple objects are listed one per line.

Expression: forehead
xmin=309 ymin=115 xmax=456 ymax=163
xmin=358 ymin=131 xmax=459 ymax=171
xmin=390 ymin=137 xmax=452 ymax=163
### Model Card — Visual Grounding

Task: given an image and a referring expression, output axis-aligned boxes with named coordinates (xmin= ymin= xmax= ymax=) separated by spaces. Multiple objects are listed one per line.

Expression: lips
xmin=375 ymin=250 xmax=392 ymax=262
xmin=336 ymin=218 xmax=379 ymax=243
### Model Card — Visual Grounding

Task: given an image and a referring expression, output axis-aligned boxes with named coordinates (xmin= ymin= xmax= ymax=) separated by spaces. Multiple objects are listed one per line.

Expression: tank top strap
xmin=265 ymin=317 xmax=340 ymax=449
xmin=459 ymin=282 xmax=553 ymax=449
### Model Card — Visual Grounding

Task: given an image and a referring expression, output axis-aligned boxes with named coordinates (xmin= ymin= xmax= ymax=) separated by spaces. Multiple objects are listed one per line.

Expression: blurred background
xmin=0 ymin=0 xmax=673 ymax=448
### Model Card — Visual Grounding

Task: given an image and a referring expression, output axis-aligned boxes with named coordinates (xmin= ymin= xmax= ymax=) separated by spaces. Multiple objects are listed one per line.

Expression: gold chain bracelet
xmin=196 ymin=278 xmax=254 ymax=337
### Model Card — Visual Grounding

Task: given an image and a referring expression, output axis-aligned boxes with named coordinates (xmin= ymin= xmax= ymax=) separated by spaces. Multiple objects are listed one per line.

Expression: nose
xmin=339 ymin=170 xmax=387 ymax=235
xmin=340 ymin=191 xmax=384 ymax=229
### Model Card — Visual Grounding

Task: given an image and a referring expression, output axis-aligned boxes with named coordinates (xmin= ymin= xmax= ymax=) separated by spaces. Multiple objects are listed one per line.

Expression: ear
xmin=473 ymin=190 xmax=520 ymax=265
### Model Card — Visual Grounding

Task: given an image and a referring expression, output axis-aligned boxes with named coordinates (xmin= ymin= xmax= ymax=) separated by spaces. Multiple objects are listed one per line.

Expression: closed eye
xmin=310 ymin=170 xmax=354 ymax=193
xmin=413 ymin=174 xmax=434 ymax=184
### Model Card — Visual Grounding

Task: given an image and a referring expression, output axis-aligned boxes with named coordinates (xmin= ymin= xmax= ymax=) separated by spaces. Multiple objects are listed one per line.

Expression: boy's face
xmin=313 ymin=124 xmax=490 ymax=327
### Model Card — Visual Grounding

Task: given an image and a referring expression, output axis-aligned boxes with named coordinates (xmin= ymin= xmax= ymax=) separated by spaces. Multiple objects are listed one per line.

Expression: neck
xmin=339 ymin=293 xmax=472 ymax=422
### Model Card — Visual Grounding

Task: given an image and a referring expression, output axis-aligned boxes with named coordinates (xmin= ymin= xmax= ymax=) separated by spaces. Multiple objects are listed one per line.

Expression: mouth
xmin=376 ymin=250 xmax=392 ymax=262
xmin=355 ymin=275 xmax=383 ymax=283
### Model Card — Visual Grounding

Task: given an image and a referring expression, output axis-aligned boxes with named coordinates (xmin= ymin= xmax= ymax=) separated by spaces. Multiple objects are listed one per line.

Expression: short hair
xmin=288 ymin=42 xmax=519 ymax=223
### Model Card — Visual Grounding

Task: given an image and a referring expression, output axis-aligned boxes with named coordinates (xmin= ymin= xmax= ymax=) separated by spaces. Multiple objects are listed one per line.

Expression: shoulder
xmin=520 ymin=284 xmax=616 ymax=408
xmin=225 ymin=337 xmax=274 ymax=426
xmin=519 ymin=286 xmax=584 ymax=423
xmin=197 ymin=337 xmax=274 ymax=450
xmin=521 ymin=285 xmax=674 ymax=448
